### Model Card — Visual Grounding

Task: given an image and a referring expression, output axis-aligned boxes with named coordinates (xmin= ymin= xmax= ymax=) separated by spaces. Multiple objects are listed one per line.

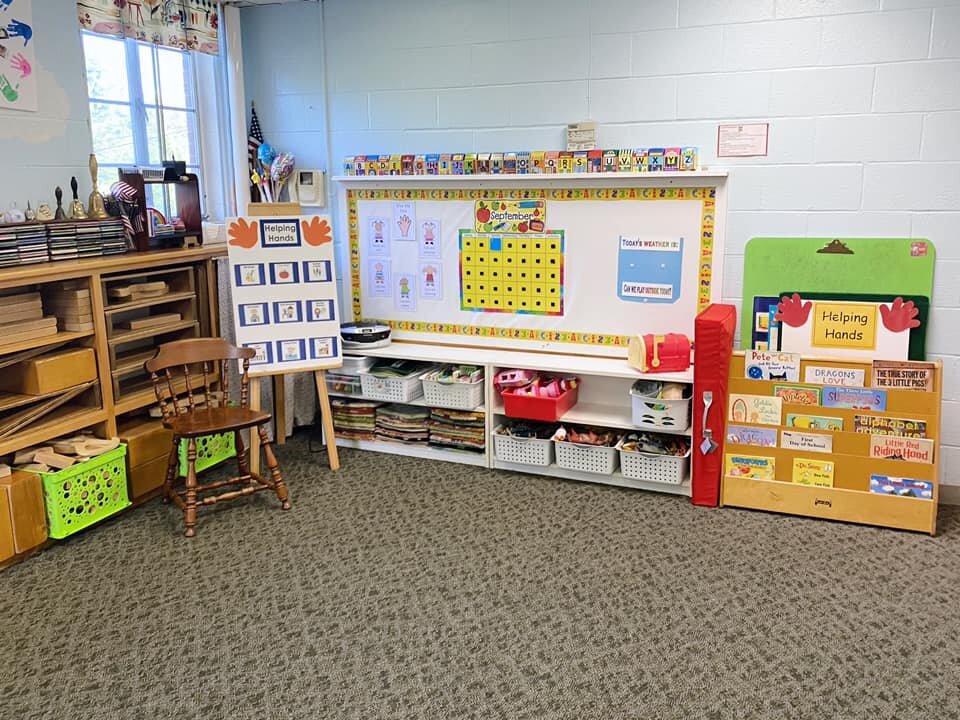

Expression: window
xmin=82 ymin=32 xmax=202 ymax=218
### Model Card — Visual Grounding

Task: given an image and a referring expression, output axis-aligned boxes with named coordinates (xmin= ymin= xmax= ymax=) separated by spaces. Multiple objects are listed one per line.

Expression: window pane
xmin=89 ymin=102 xmax=135 ymax=164
xmin=83 ymin=34 xmax=129 ymax=102
xmin=157 ymin=48 xmax=191 ymax=109
xmin=145 ymin=106 xmax=163 ymax=165
xmin=138 ymin=43 xmax=157 ymax=105
xmin=161 ymin=109 xmax=199 ymax=165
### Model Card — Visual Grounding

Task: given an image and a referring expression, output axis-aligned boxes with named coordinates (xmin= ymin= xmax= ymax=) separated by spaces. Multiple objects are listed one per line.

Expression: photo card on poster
xmin=239 ymin=303 xmax=269 ymax=327
xmin=396 ymin=273 xmax=417 ymax=311
xmin=393 ymin=202 xmax=416 ymax=241
xmin=367 ymin=216 xmax=389 ymax=256
xmin=419 ymin=218 xmax=441 ymax=258
xmin=368 ymin=259 xmax=391 ymax=297
xmin=307 ymin=299 xmax=336 ymax=322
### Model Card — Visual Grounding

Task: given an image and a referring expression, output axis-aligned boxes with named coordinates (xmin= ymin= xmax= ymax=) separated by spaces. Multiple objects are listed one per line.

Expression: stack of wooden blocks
xmin=44 ymin=281 xmax=94 ymax=333
xmin=119 ymin=418 xmax=174 ymax=501
xmin=0 ymin=291 xmax=57 ymax=349
xmin=0 ymin=467 xmax=47 ymax=564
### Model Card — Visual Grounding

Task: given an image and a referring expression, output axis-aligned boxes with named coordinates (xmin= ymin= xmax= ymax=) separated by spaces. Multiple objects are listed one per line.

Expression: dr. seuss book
xmin=872 ymin=360 xmax=935 ymax=391
xmin=726 ymin=425 xmax=778 ymax=448
xmin=725 ymin=454 xmax=776 ymax=480
xmin=869 ymin=435 xmax=935 ymax=464
xmin=792 ymin=458 xmax=834 ymax=487
xmin=854 ymin=414 xmax=926 ymax=437
xmin=869 ymin=475 xmax=933 ymax=499
xmin=744 ymin=350 xmax=801 ymax=381
xmin=728 ymin=394 xmax=782 ymax=425
xmin=822 ymin=387 xmax=887 ymax=411
xmin=773 ymin=384 xmax=821 ymax=406
xmin=781 ymin=430 xmax=833 ymax=454
xmin=785 ymin=413 xmax=844 ymax=431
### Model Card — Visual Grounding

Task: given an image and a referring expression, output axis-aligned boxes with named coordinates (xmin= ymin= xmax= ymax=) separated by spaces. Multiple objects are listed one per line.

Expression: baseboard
xmin=941 ymin=485 xmax=960 ymax=506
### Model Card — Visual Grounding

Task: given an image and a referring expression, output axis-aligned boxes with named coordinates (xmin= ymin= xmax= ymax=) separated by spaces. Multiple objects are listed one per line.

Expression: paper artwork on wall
xmin=395 ymin=273 xmax=417 ymax=311
xmin=418 ymin=218 xmax=441 ymax=258
xmin=368 ymin=259 xmax=391 ymax=298
xmin=392 ymin=202 xmax=416 ymax=241
xmin=419 ymin=262 xmax=441 ymax=300
xmin=226 ymin=215 xmax=341 ymax=374
xmin=617 ymin=235 xmax=683 ymax=305
xmin=367 ymin=216 xmax=389 ymax=256
xmin=0 ymin=0 xmax=37 ymax=112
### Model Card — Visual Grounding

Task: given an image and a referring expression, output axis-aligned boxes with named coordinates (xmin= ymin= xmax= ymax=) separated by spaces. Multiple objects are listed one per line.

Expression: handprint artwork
xmin=396 ymin=214 xmax=412 ymax=239
xmin=0 ymin=2 xmax=36 ymax=110
xmin=10 ymin=52 xmax=30 ymax=78
xmin=879 ymin=297 xmax=920 ymax=333
xmin=6 ymin=18 xmax=30 ymax=46
xmin=392 ymin=202 xmax=416 ymax=241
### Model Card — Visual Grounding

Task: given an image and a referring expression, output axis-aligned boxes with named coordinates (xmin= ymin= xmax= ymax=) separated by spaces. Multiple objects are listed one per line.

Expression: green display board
xmin=742 ymin=238 xmax=936 ymax=350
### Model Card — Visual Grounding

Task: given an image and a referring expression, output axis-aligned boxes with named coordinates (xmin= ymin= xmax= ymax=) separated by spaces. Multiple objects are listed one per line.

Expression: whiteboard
xmin=342 ymin=180 xmax=725 ymax=357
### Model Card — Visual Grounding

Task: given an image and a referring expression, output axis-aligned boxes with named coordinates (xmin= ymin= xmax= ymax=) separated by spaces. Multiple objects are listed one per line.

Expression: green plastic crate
xmin=177 ymin=432 xmax=236 ymax=477
xmin=38 ymin=445 xmax=130 ymax=540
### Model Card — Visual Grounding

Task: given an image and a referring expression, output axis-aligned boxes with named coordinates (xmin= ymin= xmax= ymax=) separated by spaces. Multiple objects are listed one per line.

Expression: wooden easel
xmin=243 ymin=202 xmax=340 ymax=473
xmin=248 ymin=368 xmax=339 ymax=474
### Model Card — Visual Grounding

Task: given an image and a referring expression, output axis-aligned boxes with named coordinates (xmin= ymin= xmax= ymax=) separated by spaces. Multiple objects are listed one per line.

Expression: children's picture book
xmin=781 ymin=430 xmax=833 ymax=454
xmin=822 ymin=387 xmax=887 ymax=411
xmin=804 ymin=365 xmax=865 ymax=387
xmin=872 ymin=360 xmax=935 ymax=391
xmin=744 ymin=350 xmax=801 ymax=382
xmin=726 ymin=425 xmax=778 ymax=448
xmin=869 ymin=435 xmax=935 ymax=464
xmin=785 ymin=414 xmax=844 ymax=431
xmin=792 ymin=458 xmax=834 ymax=487
xmin=854 ymin=414 xmax=926 ymax=437
xmin=773 ymin=384 xmax=821 ymax=406
xmin=869 ymin=475 xmax=933 ymax=499
xmin=725 ymin=453 xmax=776 ymax=480
xmin=728 ymin=394 xmax=783 ymax=425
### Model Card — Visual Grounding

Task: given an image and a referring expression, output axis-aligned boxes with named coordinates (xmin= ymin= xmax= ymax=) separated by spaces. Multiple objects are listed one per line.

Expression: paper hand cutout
xmin=879 ymin=297 xmax=920 ymax=333
xmin=775 ymin=293 xmax=812 ymax=327
xmin=397 ymin=214 xmax=412 ymax=238
xmin=0 ymin=74 xmax=17 ymax=102
xmin=7 ymin=19 xmax=32 ymax=46
xmin=302 ymin=217 xmax=332 ymax=246
xmin=10 ymin=53 xmax=30 ymax=79
xmin=0 ymin=0 xmax=14 ymax=12
xmin=227 ymin=218 xmax=259 ymax=249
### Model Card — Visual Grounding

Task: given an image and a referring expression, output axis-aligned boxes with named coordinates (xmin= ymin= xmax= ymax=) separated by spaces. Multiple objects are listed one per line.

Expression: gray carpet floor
xmin=2 ymin=432 xmax=960 ymax=720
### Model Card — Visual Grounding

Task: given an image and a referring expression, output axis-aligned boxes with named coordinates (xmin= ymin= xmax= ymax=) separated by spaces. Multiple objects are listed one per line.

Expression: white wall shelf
xmin=333 ymin=341 xmax=696 ymax=499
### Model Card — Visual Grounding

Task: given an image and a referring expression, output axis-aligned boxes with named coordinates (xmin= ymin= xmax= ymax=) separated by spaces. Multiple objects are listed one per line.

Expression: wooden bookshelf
xmin=720 ymin=352 xmax=941 ymax=534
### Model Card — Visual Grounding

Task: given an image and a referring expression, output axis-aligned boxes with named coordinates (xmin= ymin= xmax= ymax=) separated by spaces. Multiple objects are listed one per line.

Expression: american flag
xmin=248 ymin=102 xmax=264 ymax=202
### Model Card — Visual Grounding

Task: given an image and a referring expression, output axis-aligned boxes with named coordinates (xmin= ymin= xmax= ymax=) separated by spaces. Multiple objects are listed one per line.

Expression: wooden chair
xmin=145 ymin=338 xmax=290 ymax=537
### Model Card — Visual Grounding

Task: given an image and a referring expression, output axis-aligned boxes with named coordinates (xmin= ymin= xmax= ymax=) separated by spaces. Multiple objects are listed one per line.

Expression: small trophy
xmin=87 ymin=154 xmax=108 ymax=219
xmin=69 ymin=177 xmax=87 ymax=220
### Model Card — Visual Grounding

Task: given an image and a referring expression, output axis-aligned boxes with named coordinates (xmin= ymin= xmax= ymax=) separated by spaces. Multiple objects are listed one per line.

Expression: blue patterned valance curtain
xmin=77 ymin=0 xmax=220 ymax=55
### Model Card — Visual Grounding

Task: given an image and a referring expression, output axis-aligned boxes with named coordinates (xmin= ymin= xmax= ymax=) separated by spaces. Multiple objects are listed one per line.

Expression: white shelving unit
xmin=333 ymin=341 xmax=695 ymax=497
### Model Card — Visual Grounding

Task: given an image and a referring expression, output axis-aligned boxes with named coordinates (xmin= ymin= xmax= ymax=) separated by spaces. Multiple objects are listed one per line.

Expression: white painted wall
xmin=243 ymin=0 xmax=960 ymax=488
xmin=0 ymin=0 xmax=94 ymax=208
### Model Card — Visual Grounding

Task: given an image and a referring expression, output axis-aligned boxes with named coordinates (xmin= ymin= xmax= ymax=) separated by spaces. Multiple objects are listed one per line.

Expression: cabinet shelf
xmin=336 ymin=437 xmax=488 ymax=466
xmin=492 ymin=400 xmax=691 ymax=435
xmin=108 ymin=319 xmax=198 ymax=346
xmin=494 ymin=459 xmax=691 ymax=496
xmin=0 ymin=330 xmax=93 ymax=357
xmin=104 ymin=290 xmax=198 ymax=315
xmin=0 ymin=406 xmax=107 ymax=457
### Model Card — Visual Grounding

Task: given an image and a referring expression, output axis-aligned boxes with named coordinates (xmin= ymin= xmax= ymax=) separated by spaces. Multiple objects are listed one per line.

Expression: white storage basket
xmin=619 ymin=445 xmax=690 ymax=485
xmin=630 ymin=381 xmax=692 ymax=431
xmin=493 ymin=426 xmax=555 ymax=466
xmin=554 ymin=439 xmax=619 ymax=475
xmin=360 ymin=371 xmax=425 ymax=403
xmin=421 ymin=376 xmax=484 ymax=410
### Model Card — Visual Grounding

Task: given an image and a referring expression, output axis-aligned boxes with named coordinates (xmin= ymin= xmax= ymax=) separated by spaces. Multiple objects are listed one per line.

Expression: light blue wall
xmin=0 ymin=0 xmax=93 ymax=210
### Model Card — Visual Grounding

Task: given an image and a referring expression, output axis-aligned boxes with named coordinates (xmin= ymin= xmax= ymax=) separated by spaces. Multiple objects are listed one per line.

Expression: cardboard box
xmin=119 ymin=418 xmax=174 ymax=468
xmin=0 ymin=470 xmax=48 ymax=557
xmin=0 ymin=347 xmax=97 ymax=395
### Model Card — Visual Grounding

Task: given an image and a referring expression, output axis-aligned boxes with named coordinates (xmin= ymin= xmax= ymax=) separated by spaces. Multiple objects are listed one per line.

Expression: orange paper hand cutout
xmin=880 ymin=297 xmax=920 ymax=333
xmin=228 ymin=218 xmax=259 ymax=248
xmin=775 ymin=293 xmax=812 ymax=328
xmin=302 ymin=217 xmax=332 ymax=246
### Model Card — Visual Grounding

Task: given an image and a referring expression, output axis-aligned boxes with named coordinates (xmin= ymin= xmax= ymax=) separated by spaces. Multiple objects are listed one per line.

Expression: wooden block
xmin=0 ymin=316 xmax=58 ymax=333
xmin=121 ymin=313 xmax=181 ymax=330
xmin=62 ymin=321 xmax=95 ymax=332
xmin=0 ymin=464 xmax=10 ymax=479
xmin=0 ymin=488 xmax=12 ymax=562
xmin=47 ymin=289 xmax=91 ymax=300
xmin=119 ymin=418 xmax=174 ymax=467
xmin=0 ymin=325 xmax=58 ymax=346
xmin=32 ymin=451 xmax=75 ymax=470
xmin=128 ymin=455 xmax=170 ymax=500
xmin=0 ymin=348 xmax=98 ymax=395
xmin=13 ymin=447 xmax=48 ymax=465
xmin=0 ymin=470 xmax=48 ymax=553
xmin=0 ymin=291 xmax=41 ymax=305
xmin=6 ymin=303 xmax=43 ymax=323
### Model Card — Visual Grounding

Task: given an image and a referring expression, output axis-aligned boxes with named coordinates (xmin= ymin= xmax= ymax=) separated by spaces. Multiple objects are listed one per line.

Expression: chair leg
xmin=163 ymin=440 xmax=179 ymax=504
xmin=235 ymin=429 xmax=250 ymax=479
xmin=183 ymin=437 xmax=199 ymax=537
xmin=257 ymin=424 xmax=290 ymax=510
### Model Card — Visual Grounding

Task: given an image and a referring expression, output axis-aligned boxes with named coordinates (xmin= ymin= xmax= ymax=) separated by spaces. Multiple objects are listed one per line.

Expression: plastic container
xmin=493 ymin=425 xmax=555 ymax=466
xmin=178 ymin=432 xmax=236 ymax=477
xmin=360 ymin=371 xmax=426 ymax=403
xmin=554 ymin=436 xmax=619 ymax=475
xmin=38 ymin=444 xmax=130 ymax=539
xmin=502 ymin=384 xmax=579 ymax=422
xmin=341 ymin=355 xmax=376 ymax=374
xmin=619 ymin=444 xmax=691 ymax=485
xmin=327 ymin=372 xmax=363 ymax=396
xmin=630 ymin=380 xmax=692 ymax=431
xmin=421 ymin=373 xmax=484 ymax=410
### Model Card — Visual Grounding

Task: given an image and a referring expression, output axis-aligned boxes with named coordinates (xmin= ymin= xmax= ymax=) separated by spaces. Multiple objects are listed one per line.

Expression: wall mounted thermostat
xmin=294 ymin=169 xmax=326 ymax=206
